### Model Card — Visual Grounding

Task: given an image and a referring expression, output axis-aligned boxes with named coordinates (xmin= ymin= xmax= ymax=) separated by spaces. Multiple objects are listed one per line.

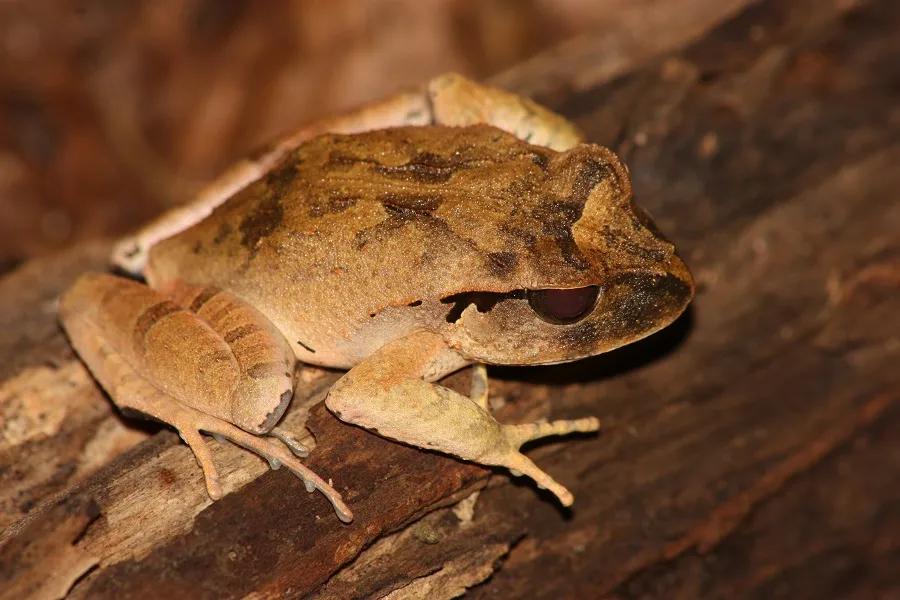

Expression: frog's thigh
xmin=166 ymin=283 xmax=300 ymax=431
xmin=59 ymin=274 xmax=351 ymax=521
xmin=325 ymin=332 xmax=600 ymax=506
xmin=167 ymin=283 xmax=310 ymax=456
xmin=426 ymin=73 xmax=585 ymax=151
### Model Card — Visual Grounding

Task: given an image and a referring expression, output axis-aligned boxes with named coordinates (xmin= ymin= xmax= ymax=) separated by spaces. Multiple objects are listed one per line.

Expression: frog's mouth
xmin=441 ymin=290 xmax=525 ymax=323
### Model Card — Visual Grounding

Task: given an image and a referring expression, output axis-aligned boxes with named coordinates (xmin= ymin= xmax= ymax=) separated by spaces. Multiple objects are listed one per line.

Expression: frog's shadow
xmin=491 ymin=306 xmax=695 ymax=386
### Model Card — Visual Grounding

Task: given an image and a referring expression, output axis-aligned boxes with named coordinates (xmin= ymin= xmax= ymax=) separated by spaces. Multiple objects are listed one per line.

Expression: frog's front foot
xmin=326 ymin=332 xmax=600 ymax=507
xmin=268 ymin=426 xmax=310 ymax=458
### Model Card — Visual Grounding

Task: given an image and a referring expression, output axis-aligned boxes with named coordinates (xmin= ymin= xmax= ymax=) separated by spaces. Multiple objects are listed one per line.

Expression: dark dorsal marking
xmin=374 ymin=152 xmax=464 ymax=184
xmin=224 ymin=324 xmax=264 ymax=345
xmin=133 ymin=300 xmax=182 ymax=346
xmin=265 ymin=161 xmax=299 ymax=196
xmin=188 ymin=287 xmax=222 ymax=313
xmin=599 ymin=226 xmax=669 ymax=261
xmin=246 ymin=361 xmax=286 ymax=380
xmin=307 ymin=193 xmax=360 ymax=217
xmin=378 ymin=192 xmax=444 ymax=217
xmin=239 ymin=196 xmax=284 ymax=251
xmin=486 ymin=251 xmax=519 ymax=276
xmin=531 ymin=200 xmax=589 ymax=270
xmin=573 ymin=159 xmax=618 ymax=204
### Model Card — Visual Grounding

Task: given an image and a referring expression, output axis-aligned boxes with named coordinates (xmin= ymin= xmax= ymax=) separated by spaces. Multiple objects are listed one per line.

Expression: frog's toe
xmin=492 ymin=451 xmax=575 ymax=507
xmin=268 ymin=426 xmax=310 ymax=458
xmin=191 ymin=414 xmax=353 ymax=523
xmin=488 ymin=416 xmax=600 ymax=507
xmin=505 ymin=416 xmax=601 ymax=447
xmin=178 ymin=427 xmax=223 ymax=500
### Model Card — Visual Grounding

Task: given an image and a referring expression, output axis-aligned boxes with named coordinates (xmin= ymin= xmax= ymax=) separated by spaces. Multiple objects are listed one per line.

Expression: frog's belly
xmin=235 ymin=286 xmax=430 ymax=372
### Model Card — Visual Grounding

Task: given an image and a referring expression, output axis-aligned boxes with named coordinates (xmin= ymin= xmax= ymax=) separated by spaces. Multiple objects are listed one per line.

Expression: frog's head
xmin=438 ymin=142 xmax=694 ymax=365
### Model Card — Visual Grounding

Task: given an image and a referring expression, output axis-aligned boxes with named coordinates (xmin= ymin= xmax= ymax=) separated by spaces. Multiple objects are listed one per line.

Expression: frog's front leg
xmin=59 ymin=273 xmax=352 ymax=522
xmin=326 ymin=332 xmax=600 ymax=507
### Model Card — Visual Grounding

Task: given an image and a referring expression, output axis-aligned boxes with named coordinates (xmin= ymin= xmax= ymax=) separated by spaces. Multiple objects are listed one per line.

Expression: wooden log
xmin=2 ymin=0 xmax=899 ymax=597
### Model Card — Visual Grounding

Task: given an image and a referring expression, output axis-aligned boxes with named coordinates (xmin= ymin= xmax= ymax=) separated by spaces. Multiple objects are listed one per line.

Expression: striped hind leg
xmin=59 ymin=273 xmax=352 ymax=522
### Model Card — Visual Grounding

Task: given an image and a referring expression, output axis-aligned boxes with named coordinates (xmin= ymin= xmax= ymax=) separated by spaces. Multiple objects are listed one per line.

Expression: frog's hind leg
xmin=59 ymin=273 xmax=352 ymax=522
xmin=426 ymin=73 xmax=584 ymax=151
xmin=93 ymin=344 xmax=350 ymax=521
xmin=326 ymin=331 xmax=600 ymax=507
xmin=267 ymin=426 xmax=310 ymax=458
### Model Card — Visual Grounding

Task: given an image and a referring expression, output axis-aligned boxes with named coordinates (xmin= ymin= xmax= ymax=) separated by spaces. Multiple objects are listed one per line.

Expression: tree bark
xmin=2 ymin=0 xmax=899 ymax=598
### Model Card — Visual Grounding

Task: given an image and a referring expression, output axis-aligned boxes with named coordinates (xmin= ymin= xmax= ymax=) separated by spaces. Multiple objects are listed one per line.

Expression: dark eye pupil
xmin=527 ymin=286 xmax=600 ymax=324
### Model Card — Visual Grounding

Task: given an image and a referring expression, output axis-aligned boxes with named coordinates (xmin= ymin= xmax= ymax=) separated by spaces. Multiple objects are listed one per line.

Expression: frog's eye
xmin=527 ymin=286 xmax=600 ymax=324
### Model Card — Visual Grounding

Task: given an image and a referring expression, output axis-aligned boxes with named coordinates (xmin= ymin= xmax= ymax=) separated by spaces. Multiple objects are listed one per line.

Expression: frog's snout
xmin=666 ymin=249 xmax=695 ymax=304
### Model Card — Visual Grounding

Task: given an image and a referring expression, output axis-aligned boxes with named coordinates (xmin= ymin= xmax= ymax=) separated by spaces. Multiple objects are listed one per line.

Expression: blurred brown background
xmin=0 ymin=0 xmax=635 ymax=273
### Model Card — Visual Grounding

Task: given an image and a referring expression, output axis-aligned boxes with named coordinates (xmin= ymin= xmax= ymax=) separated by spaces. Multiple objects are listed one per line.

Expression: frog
xmin=59 ymin=73 xmax=694 ymax=524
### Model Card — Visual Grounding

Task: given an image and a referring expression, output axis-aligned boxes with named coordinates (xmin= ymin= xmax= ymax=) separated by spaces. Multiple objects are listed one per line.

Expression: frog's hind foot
xmin=59 ymin=274 xmax=352 ymax=523
xmin=112 ymin=351 xmax=353 ymax=522
xmin=189 ymin=413 xmax=352 ymax=523
xmin=139 ymin=381 xmax=350 ymax=522
xmin=267 ymin=426 xmax=310 ymax=458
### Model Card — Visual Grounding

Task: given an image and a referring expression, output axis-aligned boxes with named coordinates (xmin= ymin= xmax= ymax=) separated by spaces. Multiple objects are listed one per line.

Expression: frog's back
xmin=148 ymin=125 xmax=631 ymax=365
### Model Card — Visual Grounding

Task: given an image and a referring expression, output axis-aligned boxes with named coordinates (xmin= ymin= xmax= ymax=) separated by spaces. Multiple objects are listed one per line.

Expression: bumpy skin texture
xmin=59 ymin=74 xmax=694 ymax=523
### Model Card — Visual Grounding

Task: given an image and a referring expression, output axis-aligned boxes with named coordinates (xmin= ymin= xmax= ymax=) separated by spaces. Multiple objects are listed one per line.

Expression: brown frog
xmin=59 ymin=74 xmax=694 ymax=523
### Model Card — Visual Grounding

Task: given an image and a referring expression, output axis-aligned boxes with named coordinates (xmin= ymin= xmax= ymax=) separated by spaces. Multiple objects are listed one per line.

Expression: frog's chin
xmin=459 ymin=311 xmax=686 ymax=367
xmin=516 ymin=325 xmax=672 ymax=366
